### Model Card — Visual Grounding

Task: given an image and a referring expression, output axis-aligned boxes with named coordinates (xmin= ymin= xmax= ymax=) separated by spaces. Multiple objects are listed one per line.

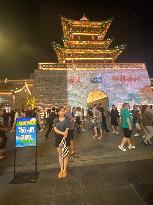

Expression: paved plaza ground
xmin=0 ymin=123 xmax=153 ymax=205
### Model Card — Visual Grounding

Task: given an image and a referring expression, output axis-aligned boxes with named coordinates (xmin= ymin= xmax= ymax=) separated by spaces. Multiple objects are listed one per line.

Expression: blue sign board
xmin=90 ymin=77 xmax=102 ymax=83
xmin=16 ymin=118 xmax=37 ymax=148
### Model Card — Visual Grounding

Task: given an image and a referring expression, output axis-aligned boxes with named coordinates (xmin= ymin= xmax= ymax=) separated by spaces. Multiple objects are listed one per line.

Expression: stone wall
xmin=34 ymin=63 xmax=152 ymax=109
xmin=34 ymin=70 xmax=67 ymax=107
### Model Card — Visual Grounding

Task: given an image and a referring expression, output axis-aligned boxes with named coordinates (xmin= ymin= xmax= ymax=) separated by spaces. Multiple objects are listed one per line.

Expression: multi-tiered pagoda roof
xmin=52 ymin=15 xmax=126 ymax=63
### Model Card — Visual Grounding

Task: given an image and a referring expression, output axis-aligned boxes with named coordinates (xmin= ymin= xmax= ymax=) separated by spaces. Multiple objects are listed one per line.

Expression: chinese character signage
xmin=67 ymin=64 xmax=152 ymax=109
xmin=16 ymin=118 xmax=37 ymax=147
xmin=67 ymin=76 xmax=80 ymax=84
xmin=90 ymin=77 xmax=102 ymax=83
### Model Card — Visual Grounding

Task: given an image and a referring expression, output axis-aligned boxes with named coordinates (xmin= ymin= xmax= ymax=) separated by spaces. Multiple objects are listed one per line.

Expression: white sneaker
xmin=112 ymin=130 xmax=115 ymax=134
xmin=115 ymin=131 xmax=119 ymax=135
xmin=118 ymin=145 xmax=126 ymax=151
xmin=147 ymin=140 xmax=152 ymax=145
xmin=134 ymin=133 xmax=140 ymax=137
xmin=128 ymin=144 xmax=135 ymax=149
xmin=39 ymin=129 xmax=43 ymax=133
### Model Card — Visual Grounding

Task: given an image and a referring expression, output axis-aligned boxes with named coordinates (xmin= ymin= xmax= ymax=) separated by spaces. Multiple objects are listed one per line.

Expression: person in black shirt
xmin=25 ymin=105 xmax=34 ymax=118
xmin=97 ymin=103 xmax=109 ymax=132
xmin=2 ymin=110 xmax=9 ymax=129
xmin=10 ymin=110 xmax=15 ymax=128
xmin=33 ymin=108 xmax=43 ymax=132
xmin=131 ymin=105 xmax=141 ymax=137
xmin=87 ymin=106 xmax=93 ymax=121
xmin=45 ymin=107 xmax=57 ymax=139
xmin=0 ymin=121 xmax=7 ymax=149
xmin=110 ymin=105 xmax=120 ymax=134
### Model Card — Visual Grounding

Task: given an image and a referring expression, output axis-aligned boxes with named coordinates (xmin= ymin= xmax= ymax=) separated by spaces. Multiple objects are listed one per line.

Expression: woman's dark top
xmin=53 ymin=118 xmax=70 ymax=147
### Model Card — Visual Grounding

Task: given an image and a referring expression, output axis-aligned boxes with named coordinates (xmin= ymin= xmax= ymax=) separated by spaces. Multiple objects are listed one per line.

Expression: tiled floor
xmin=0 ymin=125 xmax=153 ymax=204
xmin=0 ymin=159 xmax=153 ymax=205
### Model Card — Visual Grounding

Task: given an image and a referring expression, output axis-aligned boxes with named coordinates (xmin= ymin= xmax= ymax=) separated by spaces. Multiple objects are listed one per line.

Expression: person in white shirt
xmin=75 ymin=107 xmax=86 ymax=132
xmin=10 ymin=110 xmax=20 ymax=132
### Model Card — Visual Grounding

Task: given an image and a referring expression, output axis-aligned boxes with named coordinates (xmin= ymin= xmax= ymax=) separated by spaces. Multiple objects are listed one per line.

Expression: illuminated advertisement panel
xmin=16 ymin=118 xmax=37 ymax=147
xmin=67 ymin=63 xmax=152 ymax=109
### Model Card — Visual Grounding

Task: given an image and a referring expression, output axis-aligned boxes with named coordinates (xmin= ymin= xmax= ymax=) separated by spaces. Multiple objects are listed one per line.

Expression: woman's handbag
xmin=60 ymin=138 xmax=69 ymax=158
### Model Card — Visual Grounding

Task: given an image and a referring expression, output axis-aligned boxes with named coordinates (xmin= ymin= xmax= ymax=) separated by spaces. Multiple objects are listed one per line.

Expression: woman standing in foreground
xmin=53 ymin=107 xmax=70 ymax=179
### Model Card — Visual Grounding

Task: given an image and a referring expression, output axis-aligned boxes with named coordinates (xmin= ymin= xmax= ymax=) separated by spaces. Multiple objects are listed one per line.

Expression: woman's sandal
xmin=71 ymin=152 xmax=79 ymax=158
xmin=62 ymin=171 xmax=67 ymax=178
xmin=58 ymin=171 xmax=63 ymax=179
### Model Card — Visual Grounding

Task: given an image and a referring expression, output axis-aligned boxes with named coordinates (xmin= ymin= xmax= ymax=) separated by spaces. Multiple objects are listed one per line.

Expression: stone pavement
xmin=0 ymin=159 xmax=153 ymax=205
xmin=1 ymin=123 xmax=153 ymax=171
xmin=0 ymin=123 xmax=153 ymax=204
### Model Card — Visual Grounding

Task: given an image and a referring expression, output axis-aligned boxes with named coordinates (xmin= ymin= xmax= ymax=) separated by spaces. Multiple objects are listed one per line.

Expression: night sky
xmin=0 ymin=0 xmax=153 ymax=79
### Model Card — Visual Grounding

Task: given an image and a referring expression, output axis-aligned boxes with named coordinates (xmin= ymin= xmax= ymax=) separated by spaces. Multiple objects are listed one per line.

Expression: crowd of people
xmin=0 ymin=106 xmax=43 ymax=159
xmin=87 ymin=103 xmax=153 ymax=151
xmin=0 ymin=102 xmax=153 ymax=178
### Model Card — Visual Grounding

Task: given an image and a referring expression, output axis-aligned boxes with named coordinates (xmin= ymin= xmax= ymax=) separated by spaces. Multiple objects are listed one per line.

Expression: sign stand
xmin=13 ymin=146 xmax=16 ymax=178
xmin=13 ymin=140 xmax=38 ymax=178
xmin=35 ymin=133 xmax=38 ymax=175
xmin=10 ymin=117 xmax=39 ymax=184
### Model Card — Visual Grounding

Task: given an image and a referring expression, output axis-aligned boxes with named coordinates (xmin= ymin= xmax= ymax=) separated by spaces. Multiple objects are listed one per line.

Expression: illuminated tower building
xmin=34 ymin=16 xmax=152 ymax=109
xmin=52 ymin=15 xmax=126 ymax=63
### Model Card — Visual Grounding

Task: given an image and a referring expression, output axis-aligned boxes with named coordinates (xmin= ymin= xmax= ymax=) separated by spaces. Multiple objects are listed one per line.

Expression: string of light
xmin=14 ymin=82 xmax=31 ymax=95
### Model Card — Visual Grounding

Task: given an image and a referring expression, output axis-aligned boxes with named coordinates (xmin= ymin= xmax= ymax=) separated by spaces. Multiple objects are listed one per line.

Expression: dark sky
xmin=0 ymin=0 xmax=153 ymax=79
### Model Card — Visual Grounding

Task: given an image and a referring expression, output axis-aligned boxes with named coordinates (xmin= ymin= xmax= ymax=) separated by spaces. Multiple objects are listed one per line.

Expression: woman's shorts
xmin=123 ymin=128 xmax=132 ymax=138
xmin=94 ymin=119 xmax=102 ymax=130
xmin=55 ymin=135 xmax=71 ymax=147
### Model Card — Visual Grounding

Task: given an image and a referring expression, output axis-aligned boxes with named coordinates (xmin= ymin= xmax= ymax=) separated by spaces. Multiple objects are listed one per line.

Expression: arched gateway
xmin=87 ymin=90 xmax=109 ymax=109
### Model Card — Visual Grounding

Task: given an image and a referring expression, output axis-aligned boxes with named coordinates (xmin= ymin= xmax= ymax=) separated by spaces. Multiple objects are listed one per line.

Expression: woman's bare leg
xmin=63 ymin=155 xmax=69 ymax=172
xmin=94 ymin=127 xmax=98 ymax=137
xmin=57 ymin=148 xmax=64 ymax=171
xmin=99 ymin=129 xmax=103 ymax=138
